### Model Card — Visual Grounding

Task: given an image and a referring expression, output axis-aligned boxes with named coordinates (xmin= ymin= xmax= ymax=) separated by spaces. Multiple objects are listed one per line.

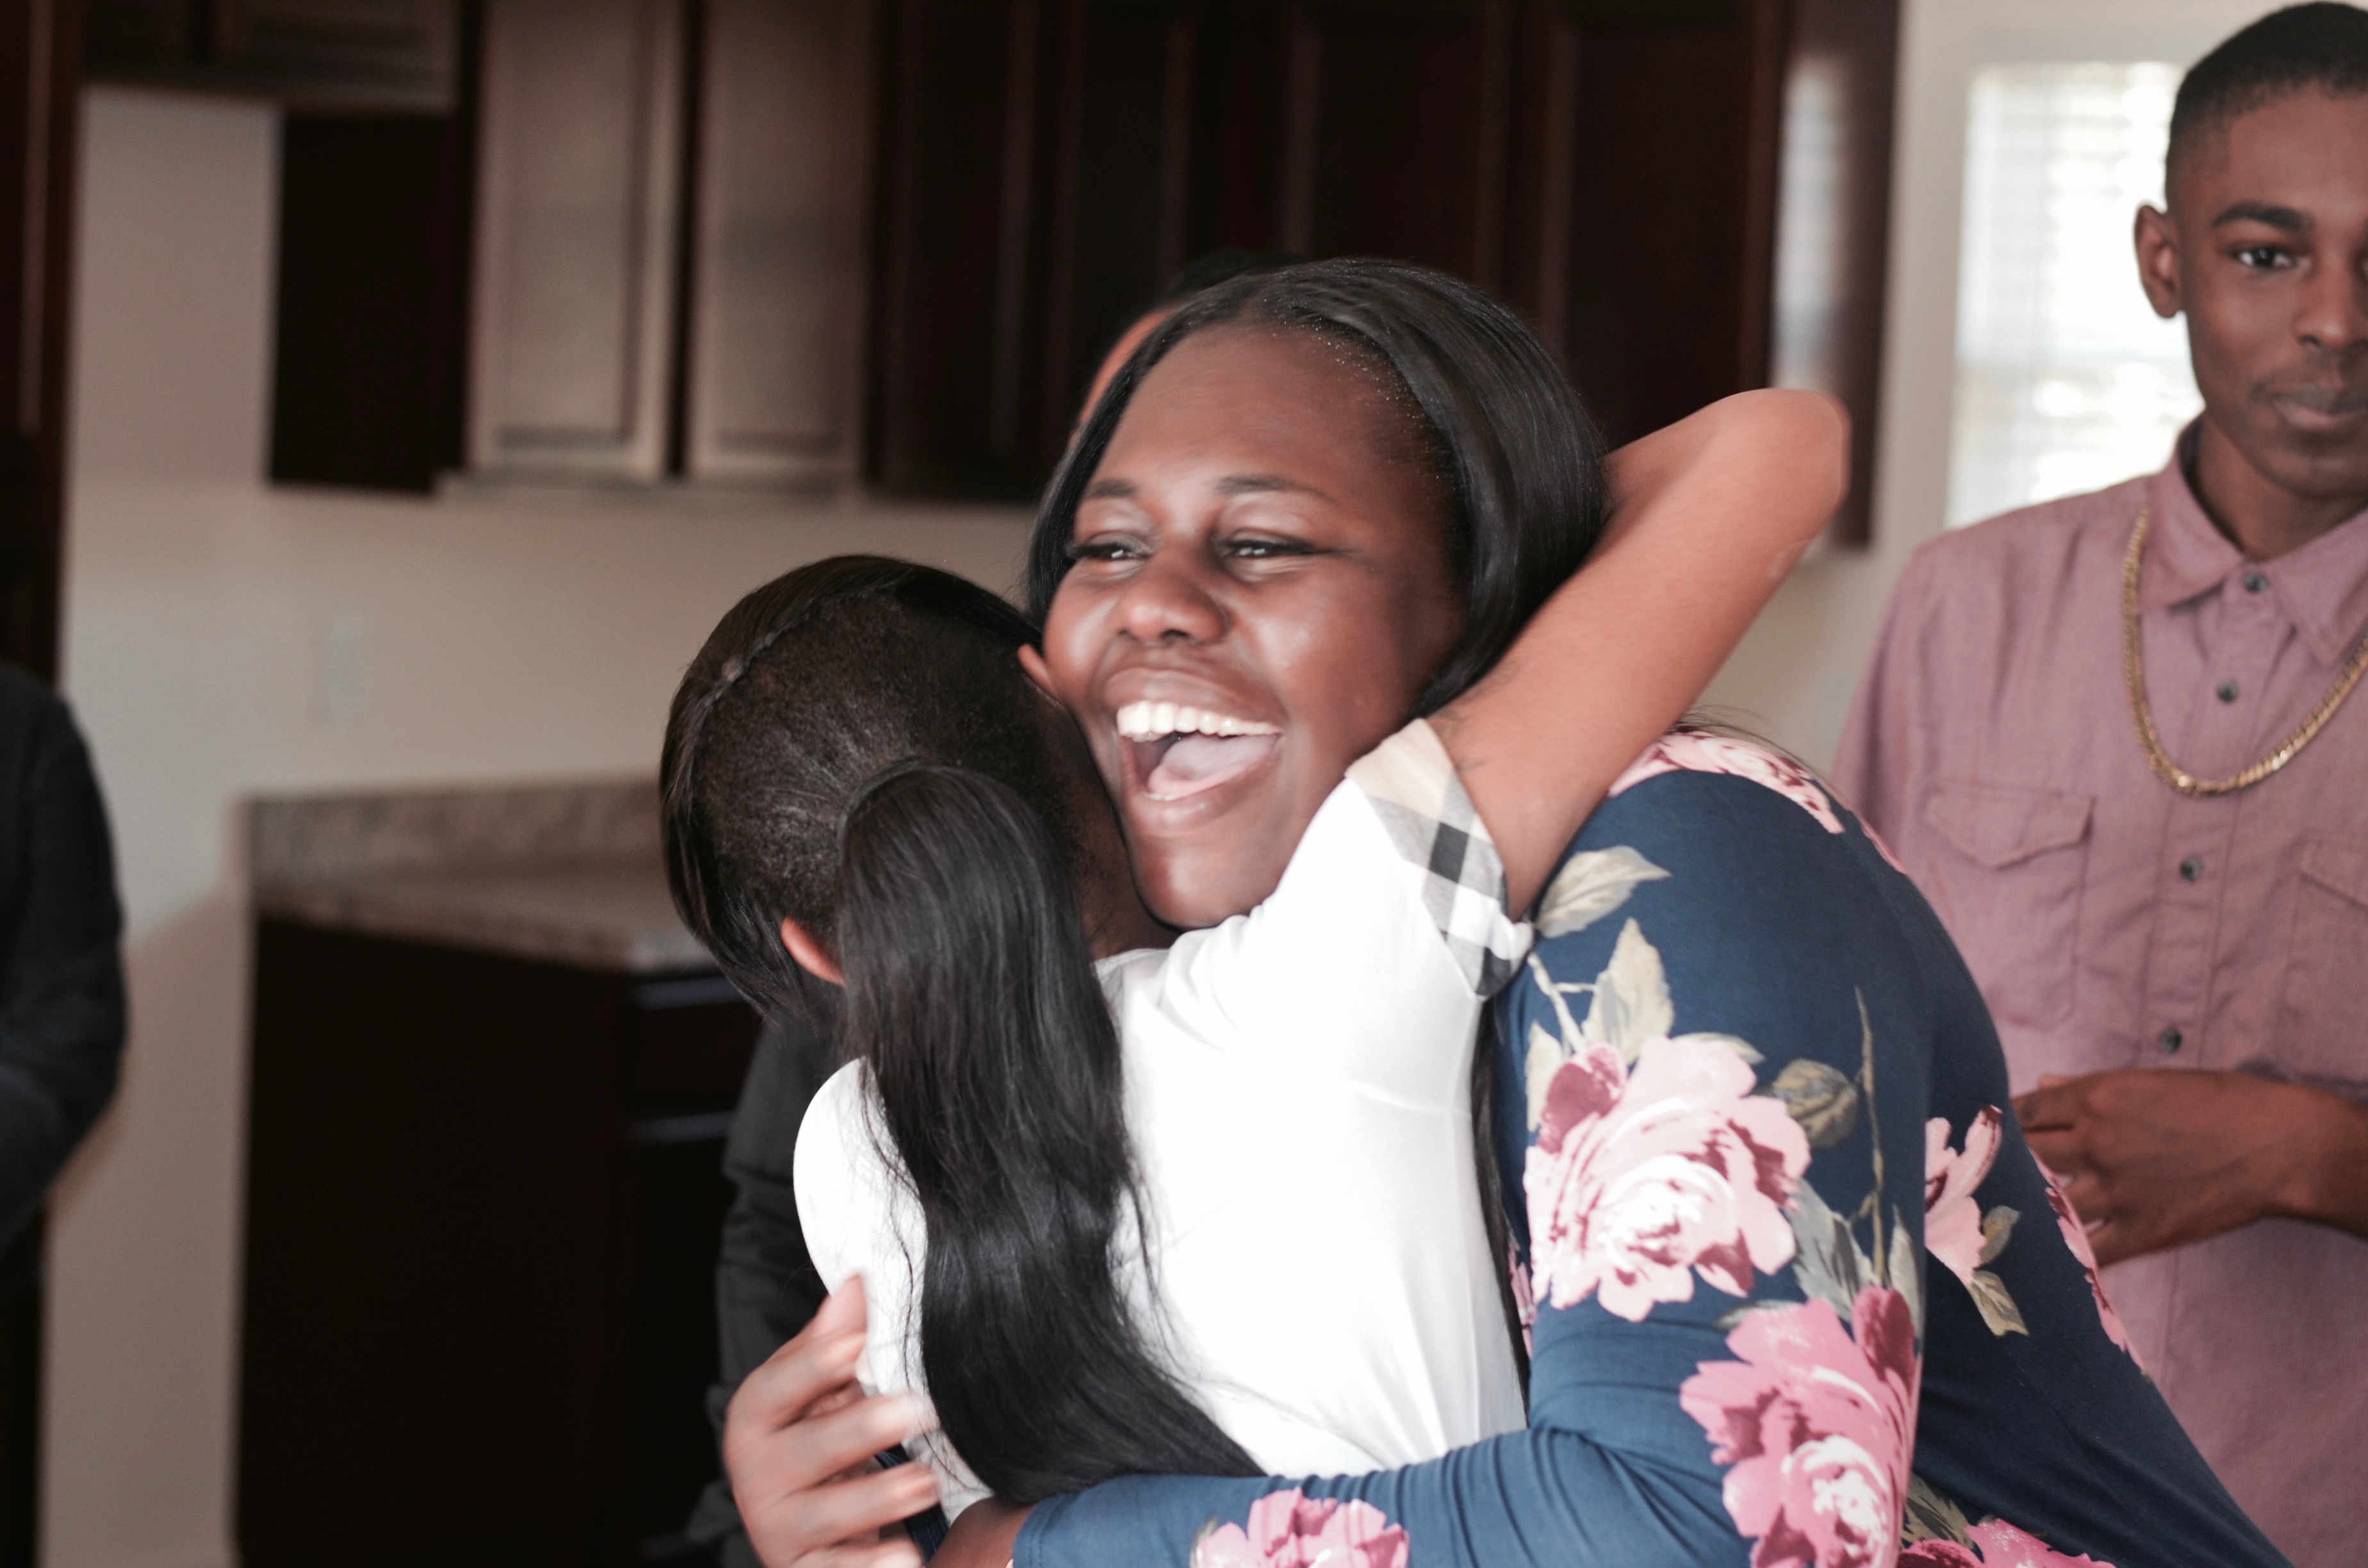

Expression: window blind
xmin=1948 ymin=62 xmax=2201 ymax=528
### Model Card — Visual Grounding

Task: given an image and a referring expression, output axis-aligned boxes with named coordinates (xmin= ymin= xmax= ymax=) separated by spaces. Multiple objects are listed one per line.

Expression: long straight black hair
xmin=661 ymin=557 xmax=1258 ymax=1502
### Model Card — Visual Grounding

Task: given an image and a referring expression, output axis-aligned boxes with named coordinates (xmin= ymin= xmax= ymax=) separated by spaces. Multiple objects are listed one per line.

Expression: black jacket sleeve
xmin=686 ymin=1012 xmax=833 ymax=1567
xmin=0 ymin=666 xmax=126 ymax=1292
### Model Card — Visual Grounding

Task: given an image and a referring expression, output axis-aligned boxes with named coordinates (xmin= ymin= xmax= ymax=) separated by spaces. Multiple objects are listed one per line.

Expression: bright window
xmin=1948 ymin=61 xmax=2202 ymax=528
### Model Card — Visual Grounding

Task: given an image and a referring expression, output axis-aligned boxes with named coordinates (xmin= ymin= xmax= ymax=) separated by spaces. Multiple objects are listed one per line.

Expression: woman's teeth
xmin=1114 ymin=701 xmax=1280 ymax=741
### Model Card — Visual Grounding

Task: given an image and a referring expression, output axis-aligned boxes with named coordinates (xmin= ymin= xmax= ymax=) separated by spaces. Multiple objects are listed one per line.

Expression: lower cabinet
xmin=239 ymin=919 xmax=759 ymax=1568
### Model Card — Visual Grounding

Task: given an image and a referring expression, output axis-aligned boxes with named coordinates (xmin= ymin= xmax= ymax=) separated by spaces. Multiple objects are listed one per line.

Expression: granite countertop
xmin=249 ymin=780 xmax=716 ymax=974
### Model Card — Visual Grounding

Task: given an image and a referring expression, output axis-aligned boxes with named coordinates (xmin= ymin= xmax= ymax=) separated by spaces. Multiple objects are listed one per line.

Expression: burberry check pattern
xmin=1347 ymin=720 xmax=1529 ymax=996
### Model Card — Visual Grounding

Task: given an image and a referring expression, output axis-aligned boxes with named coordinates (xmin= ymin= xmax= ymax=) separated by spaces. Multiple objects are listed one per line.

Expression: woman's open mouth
xmin=1115 ymin=701 xmax=1281 ymax=801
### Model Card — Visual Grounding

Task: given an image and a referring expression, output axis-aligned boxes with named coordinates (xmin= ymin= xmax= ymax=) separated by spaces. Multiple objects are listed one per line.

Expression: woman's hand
xmin=724 ymin=1277 xmax=942 ymax=1567
xmin=932 ymin=1498 xmax=1032 ymax=1568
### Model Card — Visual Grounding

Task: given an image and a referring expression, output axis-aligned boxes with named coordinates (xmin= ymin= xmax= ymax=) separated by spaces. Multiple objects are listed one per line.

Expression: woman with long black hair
xmin=664 ymin=260 xmax=1833 ymax=1529
xmin=719 ymin=259 xmax=2289 ymax=1568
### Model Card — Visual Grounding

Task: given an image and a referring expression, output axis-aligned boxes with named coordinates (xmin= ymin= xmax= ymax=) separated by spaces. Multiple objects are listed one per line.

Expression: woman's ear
xmin=1017 ymin=643 xmax=1059 ymax=698
xmin=779 ymin=917 xmax=844 ymax=985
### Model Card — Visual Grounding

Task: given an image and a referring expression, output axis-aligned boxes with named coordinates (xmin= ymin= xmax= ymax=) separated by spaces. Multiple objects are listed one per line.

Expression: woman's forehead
xmin=1092 ymin=326 xmax=1434 ymax=494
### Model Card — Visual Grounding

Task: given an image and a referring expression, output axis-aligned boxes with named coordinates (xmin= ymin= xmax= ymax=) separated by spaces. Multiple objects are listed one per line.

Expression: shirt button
xmin=2217 ymin=680 xmax=2239 ymax=703
xmin=2179 ymin=855 xmax=2203 ymax=882
xmin=2242 ymin=570 xmax=2269 ymax=594
xmin=2158 ymin=1025 xmax=2184 ymax=1053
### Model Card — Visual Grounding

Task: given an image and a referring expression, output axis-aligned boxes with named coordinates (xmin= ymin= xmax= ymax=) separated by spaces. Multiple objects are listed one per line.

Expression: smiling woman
xmin=1028 ymin=261 xmax=1606 ymax=928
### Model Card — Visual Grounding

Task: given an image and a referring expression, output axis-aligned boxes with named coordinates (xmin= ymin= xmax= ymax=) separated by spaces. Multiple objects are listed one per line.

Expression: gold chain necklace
xmin=2121 ymin=501 xmax=2368 ymax=796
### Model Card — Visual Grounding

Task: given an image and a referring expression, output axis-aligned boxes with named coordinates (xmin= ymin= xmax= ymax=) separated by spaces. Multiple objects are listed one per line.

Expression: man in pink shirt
xmin=1835 ymin=8 xmax=2368 ymax=1563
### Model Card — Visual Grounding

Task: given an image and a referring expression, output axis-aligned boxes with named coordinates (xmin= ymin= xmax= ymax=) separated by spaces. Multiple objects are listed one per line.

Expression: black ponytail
xmin=662 ymin=557 xmax=1258 ymax=1504
xmin=836 ymin=763 xmax=1258 ymax=1500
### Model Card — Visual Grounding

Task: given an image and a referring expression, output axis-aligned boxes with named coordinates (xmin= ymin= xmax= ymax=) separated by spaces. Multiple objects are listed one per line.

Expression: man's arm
xmin=0 ymin=682 xmax=124 ymax=1262
xmin=2016 ymin=1069 xmax=2368 ymax=1264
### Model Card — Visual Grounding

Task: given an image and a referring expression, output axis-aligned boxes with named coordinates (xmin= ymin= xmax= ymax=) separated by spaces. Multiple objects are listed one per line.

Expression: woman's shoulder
xmin=1526 ymin=730 xmax=1927 ymax=1016
xmin=1571 ymin=730 xmax=1902 ymax=895
xmin=1602 ymin=730 xmax=1846 ymax=832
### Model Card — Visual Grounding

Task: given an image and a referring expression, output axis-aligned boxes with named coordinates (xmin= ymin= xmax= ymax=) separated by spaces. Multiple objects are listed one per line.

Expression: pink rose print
xmin=1612 ymin=730 xmax=1844 ymax=835
xmin=1900 ymin=1521 xmax=2114 ymax=1567
xmin=1192 ymin=1490 xmax=1409 ymax=1568
xmin=1525 ymin=1034 xmax=1810 ymax=1321
xmin=2043 ymin=1178 xmax=2137 ymax=1364
xmin=1923 ymin=1108 xmax=2003 ymax=1287
xmin=1508 ymin=1247 xmax=1537 ymax=1355
xmin=1681 ymin=1288 xmax=1920 ymax=1568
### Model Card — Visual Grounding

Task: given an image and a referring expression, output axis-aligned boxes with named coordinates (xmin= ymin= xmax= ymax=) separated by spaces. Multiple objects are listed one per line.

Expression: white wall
xmin=50 ymin=87 xmax=1035 ymax=1568
xmin=1700 ymin=0 xmax=2278 ymax=770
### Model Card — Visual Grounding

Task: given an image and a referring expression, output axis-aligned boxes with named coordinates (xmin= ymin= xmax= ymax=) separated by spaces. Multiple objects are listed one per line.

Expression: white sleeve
xmin=793 ymin=1061 xmax=870 ymax=1296
xmin=793 ymin=1063 xmax=920 ymax=1393
xmin=1128 ymin=719 xmax=1532 ymax=1105
xmin=791 ymin=1064 xmax=994 ymax=1520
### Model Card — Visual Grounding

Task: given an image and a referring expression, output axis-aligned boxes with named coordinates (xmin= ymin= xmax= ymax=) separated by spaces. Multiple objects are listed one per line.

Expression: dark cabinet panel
xmin=867 ymin=0 xmax=1896 ymax=542
xmin=0 ymin=0 xmax=81 ymax=681
xmin=1281 ymin=3 xmax=1510 ymax=279
xmin=240 ymin=922 xmax=759 ymax=1568
xmin=86 ymin=0 xmax=459 ymax=110
xmin=866 ymin=0 xmax=1048 ymax=498
xmin=270 ymin=113 xmax=473 ymax=493
xmin=1560 ymin=11 xmax=1775 ymax=450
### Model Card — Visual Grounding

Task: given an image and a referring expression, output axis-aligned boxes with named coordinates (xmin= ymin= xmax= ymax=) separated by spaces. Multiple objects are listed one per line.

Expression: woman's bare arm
xmin=1429 ymin=388 xmax=1848 ymax=913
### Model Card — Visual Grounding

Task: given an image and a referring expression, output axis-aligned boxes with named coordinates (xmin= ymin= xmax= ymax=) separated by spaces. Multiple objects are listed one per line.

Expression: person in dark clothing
xmin=686 ymin=1015 xmax=833 ymax=1568
xmin=0 ymin=662 xmax=123 ymax=1565
xmin=0 ymin=662 xmax=125 ymax=1294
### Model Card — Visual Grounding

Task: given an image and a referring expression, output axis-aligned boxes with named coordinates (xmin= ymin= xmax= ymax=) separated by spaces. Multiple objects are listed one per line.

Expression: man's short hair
xmin=2169 ymin=3 xmax=2368 ymax=193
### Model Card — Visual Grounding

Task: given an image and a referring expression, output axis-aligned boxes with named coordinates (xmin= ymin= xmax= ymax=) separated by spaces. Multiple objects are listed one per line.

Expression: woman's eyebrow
xmin=1083 ymin=478 xmax=1136 ymax=500
xmin=1213 ymin=473 xmax=1332 ymax=501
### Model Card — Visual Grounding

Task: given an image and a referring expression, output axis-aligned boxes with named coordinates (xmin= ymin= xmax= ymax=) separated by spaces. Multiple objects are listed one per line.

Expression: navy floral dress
xmin=1010 ymin=736 xmax=2289 ymax=1568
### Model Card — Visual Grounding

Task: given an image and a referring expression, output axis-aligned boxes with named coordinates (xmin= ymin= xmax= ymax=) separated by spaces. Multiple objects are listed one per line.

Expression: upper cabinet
xmin=261 ymin=0 xmax=1895 ymax=541
xmin=468 ymin=0 xmax=684 ymax=481
xmin=87 ymin=0 xmax=459 ymax=110
xmin=465 ymin=0 xmax=871 ymax=485
xmin=867 ymin=0 xmax=1898 ymax=541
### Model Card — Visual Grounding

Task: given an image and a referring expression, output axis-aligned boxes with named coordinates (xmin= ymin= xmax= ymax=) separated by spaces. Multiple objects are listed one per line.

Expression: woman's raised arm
xmin=1429 ymin=387 xmax=1848 ymax=913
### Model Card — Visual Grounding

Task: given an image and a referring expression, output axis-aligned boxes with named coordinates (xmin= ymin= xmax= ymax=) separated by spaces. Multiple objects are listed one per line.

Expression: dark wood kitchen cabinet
xmin=87 ymin=0 xmax=459 ymax=110
xmin=867 ymin=0 xmax=1898 ymax=541
xmin=239 ymin=919 xmax=760 ymax=1568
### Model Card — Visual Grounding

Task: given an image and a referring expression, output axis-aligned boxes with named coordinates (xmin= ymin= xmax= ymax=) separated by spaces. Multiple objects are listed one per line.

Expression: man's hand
xmin=2014 ymin=1068 xmax=2368 ymax=1265
xmin=723 ymin=1277 xmax=942 ymax=1568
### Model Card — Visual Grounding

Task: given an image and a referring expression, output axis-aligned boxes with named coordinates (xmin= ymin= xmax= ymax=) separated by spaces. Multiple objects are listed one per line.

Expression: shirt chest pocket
xmin=2276 ymin=838 xmax=2368 ymax=1097
xmin=1921 ymin=781 xmax=2094 ymax=1030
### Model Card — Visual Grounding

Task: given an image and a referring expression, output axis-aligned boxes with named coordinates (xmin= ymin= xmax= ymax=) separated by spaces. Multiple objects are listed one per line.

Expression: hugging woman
xmin=678 ymin=262 xmax=2285 ymax=1568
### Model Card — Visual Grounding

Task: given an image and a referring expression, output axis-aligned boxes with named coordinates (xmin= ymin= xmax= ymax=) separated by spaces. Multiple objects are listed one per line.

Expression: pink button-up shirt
xmin=1832 ymin=435 xmax=2368 ymax=1568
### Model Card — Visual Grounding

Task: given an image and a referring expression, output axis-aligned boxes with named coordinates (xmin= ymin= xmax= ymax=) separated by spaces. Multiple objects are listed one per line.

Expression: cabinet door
xmin=86 ymin=0 xmax=204 ymax=68
xmin=217 ymin=0 xmax=457 ymax=108
xmin=684 ymin=0 xmax=875 ymax=486
xmin=1269 ymin=1 xmax=1515 ymax=284
xmin=470 ymin=0 xmax=684 ymax=481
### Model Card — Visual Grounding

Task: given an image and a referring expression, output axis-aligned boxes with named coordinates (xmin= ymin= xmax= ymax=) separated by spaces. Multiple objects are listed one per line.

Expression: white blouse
xmin=794 ymin=719 xmax=1531 ymax=1517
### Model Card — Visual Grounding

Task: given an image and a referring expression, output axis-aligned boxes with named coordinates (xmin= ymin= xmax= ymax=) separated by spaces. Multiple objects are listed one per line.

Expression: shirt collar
xmin=2139 ymin=421 xmax=2368 ymax=667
